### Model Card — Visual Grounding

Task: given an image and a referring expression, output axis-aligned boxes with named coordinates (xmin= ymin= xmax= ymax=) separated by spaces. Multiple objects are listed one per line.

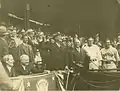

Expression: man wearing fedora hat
xmin=47 ymin=33 xmax=66 ymax=70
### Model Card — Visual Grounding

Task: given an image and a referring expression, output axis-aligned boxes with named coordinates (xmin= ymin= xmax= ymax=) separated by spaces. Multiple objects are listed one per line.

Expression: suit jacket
xmin=2 ymin=63 xmax=16 ymax=77
xmin=0 ymin=38 xmax=9 ymax=60
xmin=0 ymin=62 xmax=13 ymax=90
xmin=65 ymin=47 xmax=73 ymax=68
xmin=28 ymin=36 xmax=34 ymax=47
xmin=14 ymin=62 xmax=42 ymax=76
xmin=17 ymin=43 xmax=34 ymax=63
xmin=71 ymin=47 xmax=89 ymax=70
xmin=15 ymin=64 xmax=31 ymax=76
xmin=47 ymin=43 xmax=66 ymax=70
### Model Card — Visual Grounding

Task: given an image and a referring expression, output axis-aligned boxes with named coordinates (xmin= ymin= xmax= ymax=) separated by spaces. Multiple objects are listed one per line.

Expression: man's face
xmin=10 ymin=30 xmax=17 ymax=38
xmin=21 ymin=57 xmax=29 ymax=66
xmin=6 ymin=55 xmax=14 ymax=67
xmin=28 ymin=32 xmax=34 ymax=37
xmin=105 ymin=40 xmax=111 ymax=48
xmin=55 ymin=35 xmax=62 ymax=42
xmin=74 ymin=40 xmax=81 ymax=48
xmin=88 ymin=38 xmax=94 ymax=46
xmin=23 ymin=36 xmax=28 ymax=44
xmin=21 ymin=32 xmax=25 ymax=36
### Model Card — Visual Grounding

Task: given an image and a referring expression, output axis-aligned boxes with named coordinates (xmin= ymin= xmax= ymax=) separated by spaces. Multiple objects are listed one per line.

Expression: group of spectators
xmin=1 ymin=24 xmax=120 ymax=79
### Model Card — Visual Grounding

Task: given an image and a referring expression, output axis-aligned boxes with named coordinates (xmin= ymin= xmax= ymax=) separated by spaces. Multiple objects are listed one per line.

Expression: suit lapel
xmin=3 ymin=65 xmax=12 ymax=77
xmin=21 ymin=44 xmax=28 ymax=54
xmin=74 ymin=48 xmax=84 ymax=61
xmin=4 ymin=66 xmax=10 ymax=76
xmin=80 ymin=48 xmax=85 ymax=61
xmin=20 ymin=65 xmax=30 ymax=75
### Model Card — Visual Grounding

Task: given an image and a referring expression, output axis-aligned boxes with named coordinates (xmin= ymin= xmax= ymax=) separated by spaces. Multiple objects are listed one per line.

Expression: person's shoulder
xmin=17 ymin=43 xmax=23 ymax=47
xmin=93 ymin=44 xmax=99 ymax=48
xmin=101 ymin=47 xmax=105 ymax=51
xmin=0 ymin=38 xmax=7 ymax=44
xmin=83 ymin=45 xmax=88 ymax=50
xmin=110 ymin=46 xmax=118 ymax=52
xmin=81 ymin=47 xmax=86 ymax=51
xmin=71 ymin=48 xmax=77 ymax=53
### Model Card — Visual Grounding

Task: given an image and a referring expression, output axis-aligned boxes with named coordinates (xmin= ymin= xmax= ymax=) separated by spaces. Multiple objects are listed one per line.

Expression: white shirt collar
xmin=21 ymin=65 xmax=26 ymax=70
xmin=6 ymin=65 xmax=12 ymax=72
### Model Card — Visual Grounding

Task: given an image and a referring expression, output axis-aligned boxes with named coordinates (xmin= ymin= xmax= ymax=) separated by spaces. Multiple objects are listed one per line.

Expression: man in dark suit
xmin=17 ymin=35 xmax=34 ymax=63
xmin=27 ymin=29 xmax=38 ymax=54
xmin=68 ymin=39 xmax=89 ymax=90
xmin=71 ymin=39 xmax=89 ymax=72
xmin=47 ymin=34 xmax=66 ymax=70
xmin=27 ymin=29 xmax=34 ymax=46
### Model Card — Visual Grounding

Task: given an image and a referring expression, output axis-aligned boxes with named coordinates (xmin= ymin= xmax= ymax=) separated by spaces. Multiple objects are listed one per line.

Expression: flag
xmin=11 ymin=78 xmax=25 ymax=91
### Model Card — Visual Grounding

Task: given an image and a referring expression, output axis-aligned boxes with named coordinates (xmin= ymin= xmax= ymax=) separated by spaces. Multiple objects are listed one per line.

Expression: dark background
xmin=1 ymin=0 xmax=120 ymax=38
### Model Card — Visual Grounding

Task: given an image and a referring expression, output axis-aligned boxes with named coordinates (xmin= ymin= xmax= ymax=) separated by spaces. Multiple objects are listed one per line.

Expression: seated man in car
xmin=2 ymin=55 xmax=16 ymax=77
xmin=15 ymin=54 xmax=44 ymax=76
xmin=15 ymin=54 xmax=32 ymax=76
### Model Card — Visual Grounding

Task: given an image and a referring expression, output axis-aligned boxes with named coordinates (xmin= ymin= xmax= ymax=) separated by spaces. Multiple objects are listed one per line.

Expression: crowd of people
xmin=1 ymin=23 xmax=120 ymax=79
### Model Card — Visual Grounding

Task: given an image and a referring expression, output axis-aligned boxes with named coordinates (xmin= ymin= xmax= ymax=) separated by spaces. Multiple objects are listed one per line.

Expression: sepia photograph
xmin=1 ymin=0 xmax=120 ymax=91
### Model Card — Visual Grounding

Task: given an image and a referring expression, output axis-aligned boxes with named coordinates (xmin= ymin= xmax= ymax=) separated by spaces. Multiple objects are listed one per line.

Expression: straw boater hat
xmin=26 ymin=29 xmax=34 ymax=33
xmin=7 ymin=26 xmax=14 ymax=31
xmin=0 ymin=26 xmax=7 ymax=35
xmin=21 ymin=29 xmax=25 ymax=33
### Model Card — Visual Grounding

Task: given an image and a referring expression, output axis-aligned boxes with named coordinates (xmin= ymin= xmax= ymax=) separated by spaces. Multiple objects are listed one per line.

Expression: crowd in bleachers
xmin=1 ymin=23 xmax=120 ymax=78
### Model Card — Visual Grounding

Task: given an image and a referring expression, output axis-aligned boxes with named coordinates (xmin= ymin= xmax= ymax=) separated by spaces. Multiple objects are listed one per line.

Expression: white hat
xmin=21 ymin=29 xmax=25 ymax=33
xmin=27 ymin=29 xmax=34 ymax=33
xmin=0 ymin=26 xmax=7 ymax=34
